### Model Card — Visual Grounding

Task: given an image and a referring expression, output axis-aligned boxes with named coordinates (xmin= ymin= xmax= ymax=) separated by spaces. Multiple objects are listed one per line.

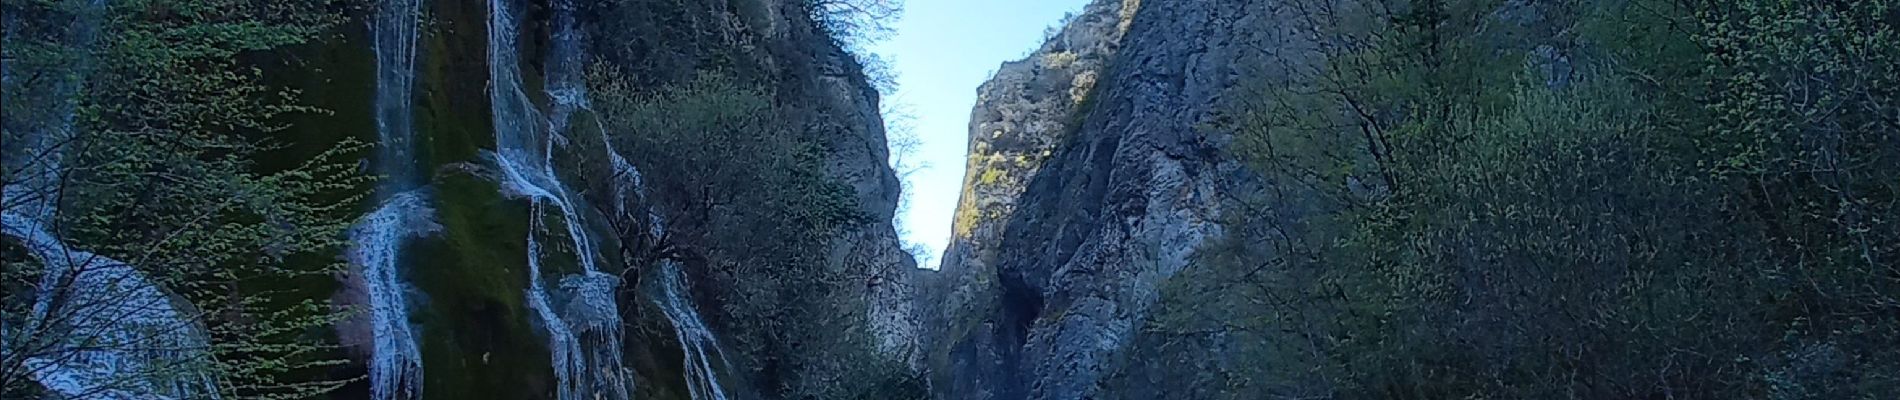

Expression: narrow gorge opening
xmin=5 ymin=0 xmax=1896 ymax=399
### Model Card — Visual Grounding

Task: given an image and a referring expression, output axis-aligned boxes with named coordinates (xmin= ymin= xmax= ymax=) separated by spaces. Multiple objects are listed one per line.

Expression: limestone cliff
xmin=922 ymin=0 xmax=1617 ymax=398
xmin=918 ymin=1 xmax=1137 ymax=398
xmin=923 ymin=0 xmax=1312 ymax=398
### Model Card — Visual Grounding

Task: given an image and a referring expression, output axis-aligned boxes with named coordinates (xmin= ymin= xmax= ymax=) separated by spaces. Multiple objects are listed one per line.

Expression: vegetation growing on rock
xmin=1165 ymin=0 xmax=1900 ymax=397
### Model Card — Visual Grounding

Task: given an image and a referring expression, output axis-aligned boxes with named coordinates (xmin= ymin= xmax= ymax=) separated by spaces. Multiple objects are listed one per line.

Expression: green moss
xmin=418 ymin=0 xmax=497 ymax=163
xmin=410 ymin=171 xmax=552 ymax=399
xmin=952 ymin=202 xmax=982 ymax=238
xmin=977 ymin=168 xmax=1006 ymax=186
xmin=628 ymin=288 xmax=692 ymax=400
xmin=402 ymin=0 xmax=557 ymax=398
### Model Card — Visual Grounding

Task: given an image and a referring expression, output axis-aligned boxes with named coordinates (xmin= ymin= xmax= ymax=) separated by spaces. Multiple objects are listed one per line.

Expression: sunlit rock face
xmin=919 ymin=0 xmax=1147 ymax=398
xmin=922 ymin=0 xmax=1615 ymax=397
xmin=921 ymin=0 xmax=1333 ymax=398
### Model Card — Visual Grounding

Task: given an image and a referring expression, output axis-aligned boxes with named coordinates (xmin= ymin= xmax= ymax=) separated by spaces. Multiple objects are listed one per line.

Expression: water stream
xmin=2 ymin=213 xmax=221 ymax=400
xmin=542 ymin=0 xmax=736 ymax=395
xmin=352 ymin=0 xmax=430 ymax=397
xmin=346 ymin=192 xmax=432 ymax=400
xmin=483 ymin=0 xmax=742 ymax=397
xmin=487 ymin=0 xmax=631 ymax=397
xmin=654 ymin=261 xmax=734 ymax=400
xmin=1 ymin=1 xmax=220 ymax=398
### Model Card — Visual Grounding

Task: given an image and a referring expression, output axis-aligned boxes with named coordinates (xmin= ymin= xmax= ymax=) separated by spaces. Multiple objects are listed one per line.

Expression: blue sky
xmin=873 ymin=0 xmax=1092 ymax=269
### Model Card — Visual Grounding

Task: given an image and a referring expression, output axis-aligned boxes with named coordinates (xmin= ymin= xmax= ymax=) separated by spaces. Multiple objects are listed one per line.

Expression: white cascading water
xmin=346 ymin=193 xmax=433 ymax=400
xmin=351 ymin=0 xmax=430 ymax=397
xmin=2 ymin=213 xmax=221 ymax=400
xmin=550 ymin=0 xmax=740 ymax=395
xmin=3 ymin=0 xmax=102 ymax=224
xmin=488 ymin=0 xmax=736 ymax=396
xmin=539 ymin=0 xmax=735 ymax=396
xmin=544 ymin=0 xmax=641 ymax=223
xmin=486 ymin=0 xmax=631 ymax=398
xmin=3 ymin=3 xmax=218 ymax=398
xmin=654 ymin=261 xmax=734 ymax=400
xmin=371 ymin=0 xmax=423 ymax=190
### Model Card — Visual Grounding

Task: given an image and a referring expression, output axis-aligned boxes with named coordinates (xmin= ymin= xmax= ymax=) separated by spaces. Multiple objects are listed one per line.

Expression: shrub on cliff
xmin=588 ymin=69 xmax=859 ymax=262
xmin=588 ymin=67 xmax=922 ymax=398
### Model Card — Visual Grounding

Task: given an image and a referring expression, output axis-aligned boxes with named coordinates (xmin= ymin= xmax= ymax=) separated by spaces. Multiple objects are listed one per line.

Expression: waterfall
xmin=654 ymin=261 xmax=734 ymax=400
xmin=372 ymin=0 xmax=424 ymax=191
xmin=633 ymin=185 xmax=731 ymax=400
xmin=541 ymin=0 xmax=736 ymax=395
xmin=542 ymin=0 xmax=735 ymax=395
xmin=346 ymin=192 xmax=432 ymax=400
xmin=485 ymin=0 xmax=736 ymax=397
xmin=351 ymin=0 xmax=430 ymax=398
xmin=2 ymin=1 xmax=219 ymax=398
xmin=2 ymin=213 xmax=222 ymax=400
xmin=486 ymin=0 xmax=631 ymax=398
xmin=3 ymin=0 xmax=107 ymax=223
xmin=543 ymin=0 xmax=641 ymax=223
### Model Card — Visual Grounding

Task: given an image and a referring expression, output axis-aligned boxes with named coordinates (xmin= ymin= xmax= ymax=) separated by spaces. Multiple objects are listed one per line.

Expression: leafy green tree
xmin=587 ymin=66 xmax=925 ymax=399
xmin=2 ymin=0 xmax=366 ymax=398
xmin=1191 ymin=0 xmax=1899 ymax=398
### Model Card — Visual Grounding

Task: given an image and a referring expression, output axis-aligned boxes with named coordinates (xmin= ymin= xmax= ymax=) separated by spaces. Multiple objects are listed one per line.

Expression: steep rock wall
xmin=260 ymin=0 xmax=917 ymax=398
xmin=924 ymin=0 xmax=1319 ymax=398
xmin=575 ymin=0 xmax=924 ymax=397
xmin=918 ymin=1 xmax=1139 ymax=399
xmin=924 ymin=0 xmax=1599 ymax=398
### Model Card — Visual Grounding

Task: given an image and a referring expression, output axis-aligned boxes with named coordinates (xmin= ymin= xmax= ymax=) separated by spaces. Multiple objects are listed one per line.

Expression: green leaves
xmin=1195 ymin=0 xmax=1899 ymax=397
xmin=1 ymin=0 xmax=360 ymax=398
xmin=590 ymin=69 xmax=860 ymax=260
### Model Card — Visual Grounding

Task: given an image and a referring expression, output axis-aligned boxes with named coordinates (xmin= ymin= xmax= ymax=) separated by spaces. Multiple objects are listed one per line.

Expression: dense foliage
xmin=587 ymin=69 xmax=922 ymax=399
xmin=1 ymin=0 xmax=365 ymax=398
xmin=1172 ymin=0 xmax=1899 ymax=398
xmin=586 ymin=69 xmax=855 ymax=276
xmin=7 ymin=0 xmax=913 ymax=398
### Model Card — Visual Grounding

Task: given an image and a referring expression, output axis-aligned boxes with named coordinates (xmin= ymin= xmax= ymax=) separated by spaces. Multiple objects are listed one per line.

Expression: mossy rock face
xmin=419 ymin=0 xmax=498 ymax=163
xmin=402 ymin=0 xmax=562 ymax=398
xmin=396 ymin=0 xmax=705 ymax=398
xmin=626 ymin=281 xmax=693 ymax=400
xmin=411 ymin=172 xmax=552 ymax=400
xmin=250 ymin=7 xmax=381 ymax=397
xmin=249 ymin=0 xmax=897 ymax=396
